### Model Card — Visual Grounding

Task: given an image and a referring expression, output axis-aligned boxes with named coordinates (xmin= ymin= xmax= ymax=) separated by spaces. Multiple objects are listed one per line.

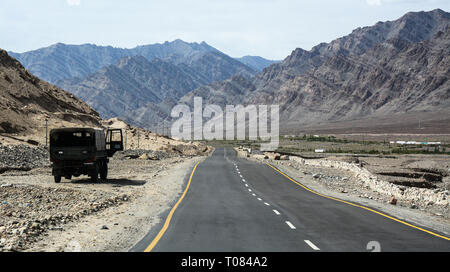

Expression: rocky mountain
xmin=181 ymin=9 xmax=450 ymax=132
xmin=11 ymin=39 xmax=260 ymax=127
xmin=9 ymin=39 xmax=255 ymax=85
xmin=0 ymin=49 xmax=100 ymax=134
xmin=235 ymin=56 xmax=280 ymax=72
xmin=250 ymin=27 xmax=450 ymax=126
xmin=57 ymin=56 xmax=208 ymax=124
xmin=55 ymin=43 xmax=258 ymax=127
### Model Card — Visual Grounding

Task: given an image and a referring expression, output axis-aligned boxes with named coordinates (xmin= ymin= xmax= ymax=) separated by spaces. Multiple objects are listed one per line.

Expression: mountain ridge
xmin=179 ymin=9 xmax=450 ymax=132
xmin=9 ymin=40 xmax=274 ymax=85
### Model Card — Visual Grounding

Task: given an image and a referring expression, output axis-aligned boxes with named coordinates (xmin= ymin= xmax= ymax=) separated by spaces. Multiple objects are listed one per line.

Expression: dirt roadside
xmin=0 ymin=154 xmax=206 ymax=252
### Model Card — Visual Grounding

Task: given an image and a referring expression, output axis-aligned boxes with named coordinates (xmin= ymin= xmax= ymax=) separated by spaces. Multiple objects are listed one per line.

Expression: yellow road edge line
xmin=144 ymin=162 xmax=200 ymax=252
xmin=266 ymin=163 xmax=450 ymax=241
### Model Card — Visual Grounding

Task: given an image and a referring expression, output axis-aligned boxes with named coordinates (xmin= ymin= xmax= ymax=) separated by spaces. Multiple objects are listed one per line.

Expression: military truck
xmin=49 ymin=128 xmax=123 ymax=183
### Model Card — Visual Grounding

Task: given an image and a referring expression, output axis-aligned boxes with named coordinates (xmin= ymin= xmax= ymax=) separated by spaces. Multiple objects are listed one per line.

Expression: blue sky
xmin=1 ymin=0 xmax=449 ymax=59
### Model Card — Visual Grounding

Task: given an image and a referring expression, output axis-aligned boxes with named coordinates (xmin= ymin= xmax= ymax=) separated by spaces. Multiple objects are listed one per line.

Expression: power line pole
xmin=124 ymin=130 xmax=127 ymax=150
xmin=45 ymin=119 xmax=48 ymax=148
xmin=137 ymin=130 xmax=140 ymax=149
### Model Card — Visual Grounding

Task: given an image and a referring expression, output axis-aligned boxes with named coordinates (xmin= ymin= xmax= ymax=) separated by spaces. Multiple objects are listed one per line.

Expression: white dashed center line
xmin=273 ymin=210 xmax=280 ymax=215
xmin=285 ymin=221 xmax=296 ymax=229
xmin=245 ymin=184 xmax=249 ymax=187
xmin=304 ymin=240 xmax=320 ymax=251
xmin=257 ymin=198 xmax=262 ymax=201
xmin=248 ymin=189 xmax=252 ymax=192
xmin=252 ymin=193 xmax=256 ymax=196
xmin=264 ymin=202 xmax=270 ymax=206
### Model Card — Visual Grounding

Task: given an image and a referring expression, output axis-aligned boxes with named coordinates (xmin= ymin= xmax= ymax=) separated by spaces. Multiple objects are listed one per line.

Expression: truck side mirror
xmin=106 ymin=129 xmax=124 ymax=157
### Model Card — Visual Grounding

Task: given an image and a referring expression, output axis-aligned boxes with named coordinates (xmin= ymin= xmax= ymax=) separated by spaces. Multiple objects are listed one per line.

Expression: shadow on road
xmin=69 ymin=178 xmax=147 ymax=186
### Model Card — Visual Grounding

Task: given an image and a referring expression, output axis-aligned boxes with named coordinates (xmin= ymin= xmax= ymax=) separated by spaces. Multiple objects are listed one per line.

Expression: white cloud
xmin=67 ymin=0 xmax=81 ymax=6
xmin=366 ymin=0 xmax=382 ymax=6
xmin=366 ymin=0 xmax=405 ymax=6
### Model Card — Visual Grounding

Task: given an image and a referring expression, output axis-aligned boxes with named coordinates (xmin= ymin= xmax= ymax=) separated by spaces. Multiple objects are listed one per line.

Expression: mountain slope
xmin=180 ymin=9 xmax=450 ymax=132
xmin=57 ymin=56 xmax=201 ymax=119
xmin=9 ymin=40 xmax=255 ymax=85
xmin=58 ymin=55 xmax=218 ymax=126
xmin=235 ymin=56 xmax=280 ymax=71
xmin=0 ymin=49 xmax=100 ymax=133
xmin=248 ymin=28 xmax=450 ymax=125
xmin=9 ymin=43 xmax=130 ymax=84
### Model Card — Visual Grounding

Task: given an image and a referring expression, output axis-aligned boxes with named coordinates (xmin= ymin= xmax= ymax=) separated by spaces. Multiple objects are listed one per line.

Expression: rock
xmin=265 ymin=152 xmax=280 ymax=160
xmin=26 ymin=139 xmax=39 ymax=146
xmin=138 ymin=154 xmax=149 ymax=160
xmin=389 ymin=197 xmax=397 ymax=205
xmin=1 ymin=183 xmax=12 ymax=188
xmin=280 ymin=155 xmax=289 ymax=160
xmin=410 ymin=204 xmax=418 ymax=209
xmin=252 ymin=154 xmax=267 ymax=160
xmin=49 ymin=227 xmax=64 ymax=231
xmin=4 ymin=245 xmax=15 ymax=251
xmin=147 ymin=154 xmax=159 ymax=160
xmin=312 ymin=174 xmax=320 ymax=179
xmin=101 ymin=225 xmax=109 ymax=230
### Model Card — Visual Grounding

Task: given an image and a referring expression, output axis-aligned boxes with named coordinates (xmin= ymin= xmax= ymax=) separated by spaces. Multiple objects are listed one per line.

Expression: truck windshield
xmin=50 ymin=131 xmax=94 ymax=147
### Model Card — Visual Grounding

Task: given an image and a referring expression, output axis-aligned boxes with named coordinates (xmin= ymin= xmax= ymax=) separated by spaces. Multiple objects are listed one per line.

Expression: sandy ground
xmin=0 ymin=155 xmax=205 ymax=252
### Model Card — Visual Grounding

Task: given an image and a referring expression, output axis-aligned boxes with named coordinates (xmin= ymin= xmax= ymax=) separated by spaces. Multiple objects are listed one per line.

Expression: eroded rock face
xmin=180 ymin=9 xmax=450 ymax=131
xmin=0 ymin=49 xmax=101 ymax=134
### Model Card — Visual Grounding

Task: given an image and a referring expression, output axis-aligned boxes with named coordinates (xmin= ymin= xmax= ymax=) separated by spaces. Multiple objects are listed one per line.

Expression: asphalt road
xmin=133 ymin=148 xmax=450 ymax=252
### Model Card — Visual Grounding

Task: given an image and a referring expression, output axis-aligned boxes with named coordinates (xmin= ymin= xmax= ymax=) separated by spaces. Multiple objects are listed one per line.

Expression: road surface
xmin=132 ymin=148 xmax=450 ymax=252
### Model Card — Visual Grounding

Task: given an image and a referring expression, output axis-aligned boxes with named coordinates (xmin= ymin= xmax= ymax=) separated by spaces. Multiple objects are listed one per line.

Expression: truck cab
xmin=49 ymin=128 xmax=123 ymax=183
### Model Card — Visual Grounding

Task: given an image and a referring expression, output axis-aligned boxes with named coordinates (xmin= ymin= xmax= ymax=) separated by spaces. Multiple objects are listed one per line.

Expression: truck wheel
xmin=91 ymin=164 xmax=99 ymax=182
xmin=100 ymin=161 xmax=108 ymax=180
xmin=54 ymin=176 xmax=61 ymax=183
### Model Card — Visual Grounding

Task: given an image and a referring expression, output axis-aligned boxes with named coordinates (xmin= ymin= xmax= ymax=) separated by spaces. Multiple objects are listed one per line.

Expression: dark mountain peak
xmin=285 ymin=48 xmax=311 ymax=62
xmin=0 ymin=49 xmax=23 ymax=69
xmin=274 ymin=8 xmax=450 ymax=75
xmin=308 ymin=9 xmax=450 ymax=58
xmin=401 ymin=8 xmax=449 ymax=20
